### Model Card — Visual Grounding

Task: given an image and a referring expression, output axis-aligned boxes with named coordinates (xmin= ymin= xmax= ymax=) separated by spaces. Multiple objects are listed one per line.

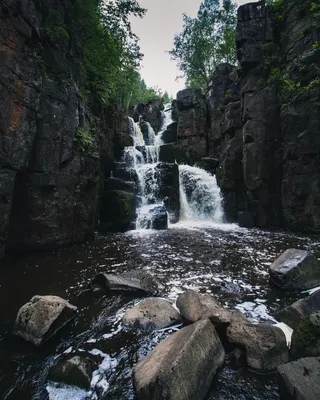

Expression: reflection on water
xmin=0 ymin=223 xmax=319 ymax=399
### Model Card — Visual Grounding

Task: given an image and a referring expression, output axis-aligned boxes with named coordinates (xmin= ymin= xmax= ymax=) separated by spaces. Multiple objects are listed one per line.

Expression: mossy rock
xmin=290 ymin=312 xmax=320 ymax=359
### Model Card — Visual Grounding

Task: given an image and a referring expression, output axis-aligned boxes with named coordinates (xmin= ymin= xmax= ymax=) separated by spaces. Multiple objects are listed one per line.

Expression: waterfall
xmin=179 ymin=165 xmax=224 ymax=222
xmin=126 ymin=106 xmax=173 ymax=229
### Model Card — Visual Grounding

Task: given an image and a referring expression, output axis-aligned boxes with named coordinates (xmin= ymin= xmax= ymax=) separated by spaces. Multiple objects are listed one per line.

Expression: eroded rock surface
xmin=123 ymin=298 xmax=181 ymax=331
xmin=13 ymin=295 xmax=77 ymax=346
xmin=269 ymin=249 xmax=320 ymax=290
xmin=133 ymin=318 xmax=225 ymax=400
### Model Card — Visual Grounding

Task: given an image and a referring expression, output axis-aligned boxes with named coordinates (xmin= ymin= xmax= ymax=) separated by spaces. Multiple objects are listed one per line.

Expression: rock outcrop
xmin=274 ymin=289 xmax=320 ymax=329
xmin=90 ymin=270 xmax=163 ymax=296
xmin=269 ymin=249 xmax=320 ymax=290
xmin=290 ymin=313 xmax=320 ymax=360
xmin=277 ymin=357 xmax=320 ymax=400
xmin=123 ymin=298 xmax=181 ymax=331
xmin=133 ymin=318 xmax=225 ymax=400
xmin=13 ymin=295 xmax=77 ymax=346
xmin=227 ymin=322 xmax=289 ymax=372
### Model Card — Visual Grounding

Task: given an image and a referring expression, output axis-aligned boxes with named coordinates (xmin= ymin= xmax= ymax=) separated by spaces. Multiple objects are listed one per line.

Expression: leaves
xmin=170 ymin=0 xmax=237 ymax=91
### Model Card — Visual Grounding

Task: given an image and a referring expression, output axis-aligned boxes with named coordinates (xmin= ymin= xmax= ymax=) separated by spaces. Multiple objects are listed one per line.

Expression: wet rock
xmin=290 ymin=313 xmax=320 ymax=360
xmin=269 ymin=249 xmax=320 ymax=290
xmin=149 ymin=205 xmax=168 ymax=230
xmin=162 ymin=122 xmax=177 ymax=144
xmin=100 ymin=190 xmax=136 ymax=232
xmin=133 ymin=318 xmax=225 ymax=400
xmin=227 ymin=323 xmax=289 ymax=372
xmin=90 ymin=270 xmax=163 ymax=296
xmin=123 ymin=298 xmax=181 ymax=331
xmin=238 ymin=211 xmax=254 ymax=228
xmin=277 ymin=357 xmax=320 ymax=400
xmin=274 ymin=290 xmax=320 ymax=329
xmin=156 ymin=163 xmax=180 ymax=223
xmin=13 ymin=295 xmax=77 ymax=347
xmin=104 ymin=178 xmax=136 ymax=194
xmin=49 ymin=355 xmax=96 ymax=390
xmin=159 ymin=144 xmax=175 ymax=163
xmin=176 ymin=290 xmax=246 ymax=330
xmin=200 ymin=157 xmax=219 ymax=172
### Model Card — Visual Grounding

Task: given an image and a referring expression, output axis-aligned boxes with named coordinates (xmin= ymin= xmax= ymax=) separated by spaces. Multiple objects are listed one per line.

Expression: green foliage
xmin=170 ymin=0 xmax=237 ymax=91
xmin=41 ymin=10 xmax=70 ymax=45
xmin=74 ymin=122 xmax=99 ymax=157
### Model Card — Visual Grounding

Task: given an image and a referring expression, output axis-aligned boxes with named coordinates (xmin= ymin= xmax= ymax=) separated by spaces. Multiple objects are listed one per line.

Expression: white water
xmin=125 ymin=104 xmax=225 ymax=229
xmin=179 ymin=164 xmax=224 ymax=222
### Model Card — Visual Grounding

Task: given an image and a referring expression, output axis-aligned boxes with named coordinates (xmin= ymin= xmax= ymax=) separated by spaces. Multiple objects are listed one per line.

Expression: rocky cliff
xmin=174 ymin=0 xmax=320 ymax=233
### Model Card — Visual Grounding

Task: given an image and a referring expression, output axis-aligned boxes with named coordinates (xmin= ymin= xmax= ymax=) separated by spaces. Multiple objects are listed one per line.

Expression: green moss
xmin=74 ymin=122 xmax=99 ymax=158
xmin=41 ymin=10 xmax=70 ymax=45
xmin=296 ymin=316 xmax=320 ymax=346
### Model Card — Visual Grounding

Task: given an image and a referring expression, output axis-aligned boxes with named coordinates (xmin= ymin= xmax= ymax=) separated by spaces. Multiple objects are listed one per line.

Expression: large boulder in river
xmin=274 ymin=289 xmax=320 ymax=329
xmin=123 ymin=298 xmax=181 ymax=331
xmin=48 ymin=355 xmax=96 ymax=390
xmin=177 ymin=290 xmax=246 ymax=335
xmin=13 ymin=295 xmax=77 ymax=346
xmin=90 ymin=270 xmax=163 ymax=296
xmin=133 ymin=318 xmax=225 ymax=400
xmin=290 ymin=313 xmax=320 ymax=360
xmin=269 ymin=249 xmax=320 ymax=290
xmin=277 ymin=357 xmax=320 ymax=400
xmin=227 ymin=322 xmax=289 ymax=372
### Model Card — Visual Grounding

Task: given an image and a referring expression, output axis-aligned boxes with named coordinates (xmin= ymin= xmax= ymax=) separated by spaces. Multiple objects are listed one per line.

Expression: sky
xmin=130 ymin=0 xmax=259 ymax=97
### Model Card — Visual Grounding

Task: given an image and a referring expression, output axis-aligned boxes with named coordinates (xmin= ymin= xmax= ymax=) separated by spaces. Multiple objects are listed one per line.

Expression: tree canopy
xmin=169 ymin=0 xmax=237 ymax=91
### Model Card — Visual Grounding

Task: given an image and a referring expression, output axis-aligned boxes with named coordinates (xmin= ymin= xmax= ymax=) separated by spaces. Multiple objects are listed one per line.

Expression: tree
xmin=170 ymin=0 xmax=237 ymax=91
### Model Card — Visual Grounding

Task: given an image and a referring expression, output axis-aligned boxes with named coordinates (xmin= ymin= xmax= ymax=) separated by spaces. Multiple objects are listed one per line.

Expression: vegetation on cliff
xmin=170 ymin=0 xmax=237 ymax=91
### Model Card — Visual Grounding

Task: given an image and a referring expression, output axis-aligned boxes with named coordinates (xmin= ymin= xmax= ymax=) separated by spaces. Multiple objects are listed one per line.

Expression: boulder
xmin=90 ymin=270 xmax=163 ymax=296
xmin=177 ymin=290 xmax=246 ymax=327
xmin=277 ymin=357 xmax=320 ymax=400
xmin=48 ymin=355 xmax=96 ymax=390
xmin=100 ymin=190 xmax=136 ymax=232
xmin=133 ymin=318 xmax=225 ymax=400
xmin=159 ymin=144 xmax=175 ymax=164
xmin=13 ymin=295 xmax=77 ymax=346
xmin=274 ymin=289 xmax=320 ymax=329
xmin=269 ymin=249 xmax=320 ymax=290
xmin=123 ymin=298 xmax=181 ymax=331
xmin=150 ymin=205 xmax=168 ymax=230
xmin=227 ymin=322 xmax=289 ymax=372
xmin=290 ymin=313 xmax=320 ymax=360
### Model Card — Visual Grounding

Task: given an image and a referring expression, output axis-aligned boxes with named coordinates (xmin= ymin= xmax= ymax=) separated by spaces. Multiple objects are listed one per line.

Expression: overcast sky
xmin=130 ymin=0 xmax=258 ymax=97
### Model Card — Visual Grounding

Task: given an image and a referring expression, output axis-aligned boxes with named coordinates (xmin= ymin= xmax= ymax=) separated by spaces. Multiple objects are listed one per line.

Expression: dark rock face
xmin=156 ymin=163 xmax=180 ymax=223
xmin=49 ymin=355 xmax=96 ymax=390
xmin=159 ymin=144 xmax=175 ymax=164
xmin=162 ymin=122 xmax=177 ymax=144
xmin=204 ymin=1 xmax=320 ymax=233
xmin=100 ymin=190 xmax=136 ymax=232
xmin=132 ymin=100 xmax=164 ymax=133
xmin=269 ymin=249 xmax=320 ymax=290
xmin=13 ymin=295 xmax=77 ymax=346
xmin=123 ymin=298 xmax=181 ymax=331
xmin=0 ymin=0 xmax=103 ymax=259
xmin=277 ymin=357 xmax=320 ymax=400
xmin=227 ymin=322 xmax=289 ymax=372
xmin=149 ymin=205 xmax=168 ymax=230
xmin=290 ymin=313 xmax=320 ymax=360
xmin=133 ymin=318 xmax=225 ymax=400
xmin=175 ymin=89 xmax=208 ymax=164
xmin=274 ymin=290 xmax=320 ymax=329
xmin=90 ymin=270 xmax=163 ymax=296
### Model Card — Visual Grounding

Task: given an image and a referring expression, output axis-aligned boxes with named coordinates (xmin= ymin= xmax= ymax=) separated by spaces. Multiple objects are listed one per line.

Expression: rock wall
xmin=205 ymin=1 xmax=320 ymax=232
xmin=0 ymin=0 xmax=129 ymax=259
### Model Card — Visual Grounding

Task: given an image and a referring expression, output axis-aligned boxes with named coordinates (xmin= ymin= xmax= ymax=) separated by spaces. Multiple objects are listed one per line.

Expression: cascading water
xmin=179 ymin=165 xmax=224 ymax=222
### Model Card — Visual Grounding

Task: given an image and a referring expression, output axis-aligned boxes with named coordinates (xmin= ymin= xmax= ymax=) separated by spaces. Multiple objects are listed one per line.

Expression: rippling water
xmin=0 ymin=222 xmax=319 ymax=399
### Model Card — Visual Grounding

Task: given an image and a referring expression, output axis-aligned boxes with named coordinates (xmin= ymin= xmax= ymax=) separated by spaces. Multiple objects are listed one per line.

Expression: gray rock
xmin=149 ymin=206 xmax=168 ymax=230
xmin=290 ymin=313 xmax=320 ymax=360
xmin=90 ymin=270 xmax=163 ymax=296
xmin=277 ymin=357 xmax=320 ymax=400
xmin=176 ymin=290 xmax=246 ymax=328
xmin=123 ymin=298 xmax=181 ymax=331
xmin=227 ymin=322 xmax=289 ymax=372
xmin=269 ymin=249 xmax=320 ymax=290
xmin=159 ymin=144 xmax=175 ymax=163
xmin=133 ymin=318 xmax=225 ymax=400
xmin=238 ymin=211 xmax=254 ymax=228
xmin=274 ymin=290 xmax=320 ymax=329
xmin=162 ymin=122 xmax=177 ymax=144
xmin=49 ymin=355 xmax=96 ymax=390
xmin=13 ymin=295 xmax=77 ymax=346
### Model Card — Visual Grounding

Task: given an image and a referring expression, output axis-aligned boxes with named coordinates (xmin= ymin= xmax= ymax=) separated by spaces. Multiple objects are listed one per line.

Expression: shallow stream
xmin=0 ymin=222 xmax=319 ymax=399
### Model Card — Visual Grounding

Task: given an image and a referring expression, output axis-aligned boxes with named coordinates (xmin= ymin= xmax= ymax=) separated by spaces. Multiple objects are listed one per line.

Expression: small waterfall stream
xmin=123 ymin=104 xmax=225 ymax=228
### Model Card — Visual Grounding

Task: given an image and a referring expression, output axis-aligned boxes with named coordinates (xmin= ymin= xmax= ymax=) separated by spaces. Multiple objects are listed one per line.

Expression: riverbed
xmin=0 ymin=222 xmax=319 ymax=399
